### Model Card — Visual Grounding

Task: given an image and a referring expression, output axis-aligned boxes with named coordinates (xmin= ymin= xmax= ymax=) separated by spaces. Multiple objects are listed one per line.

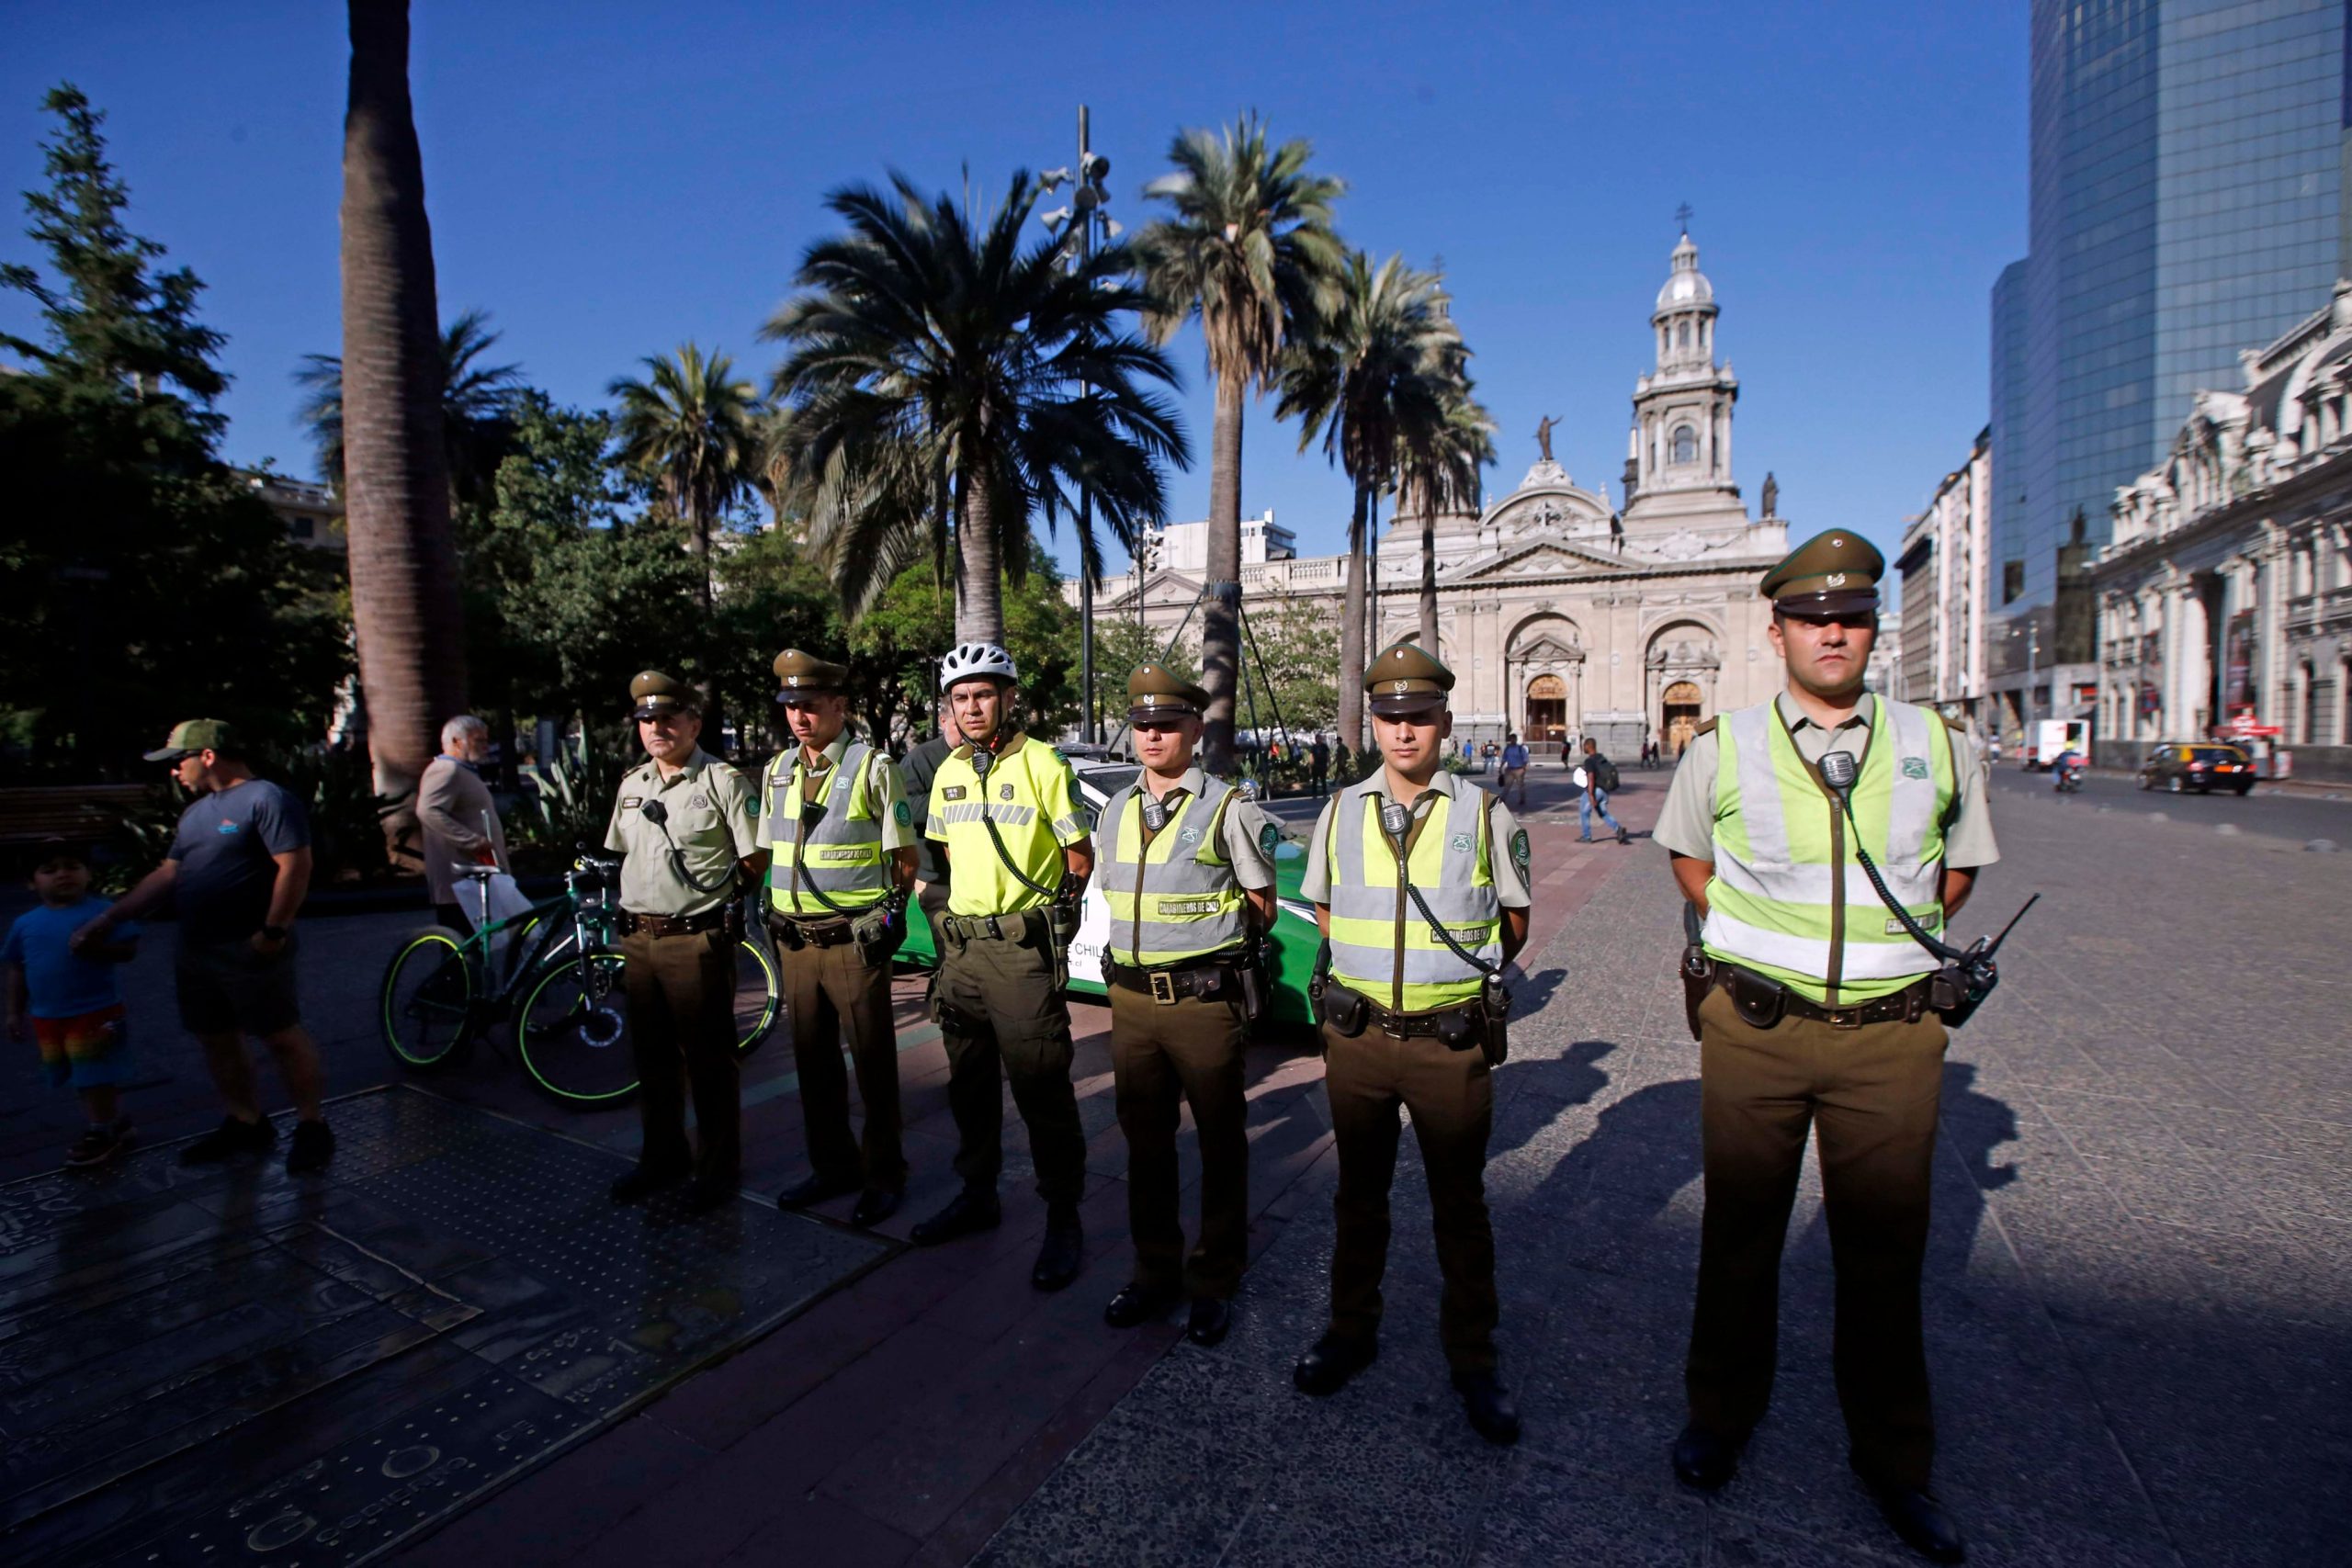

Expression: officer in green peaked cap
xmin=772 ymin=648 xmax=849 ymax=699
xmin=628 ymin=670 xmax=702 ymax=720
xmin=1125 ymin=662 xmax=1209 ymax=723
xmin=1364 ymin=640 xmax=1456 ymax=716
xmin=1758 ymin=530 xmax=1884 ymax=620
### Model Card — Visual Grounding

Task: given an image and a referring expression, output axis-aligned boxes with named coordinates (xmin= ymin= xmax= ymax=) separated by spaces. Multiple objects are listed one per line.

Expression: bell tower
xmin=1624 ymin=226 xmax=1747 ymax=531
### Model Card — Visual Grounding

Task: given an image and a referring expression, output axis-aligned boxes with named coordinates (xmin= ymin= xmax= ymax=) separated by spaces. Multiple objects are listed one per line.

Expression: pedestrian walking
xmin=1652 ymin=531 xmax=1998 ymax=1564
xmin=603 ymin=672 xmax=763 ymax=1214
xmin=763 ymin=649 xmax=918 ymax=1229
xmin=912 ymin=642 xmax=1096 ymax=1292
xmin=1097 ymin=665 xmax=1280 ymax=1348
xmin=1294 ymin=641 xmax=1532 ymax=1446
xmin=75 ymin=720 xmax=333 ymax=1173
xmin=1498 ymin=732 xmax=1530 ymax=809
xmin=418 ymin=716 xmax=508 ymax=933
xmin=1576 ymin=738 xmax=1630 ymax=845
xmin=6 ymin=840 xmax=141 ymax=1167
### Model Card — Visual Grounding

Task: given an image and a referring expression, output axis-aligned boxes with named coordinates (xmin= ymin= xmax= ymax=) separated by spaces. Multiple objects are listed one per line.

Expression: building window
xmin=1677 ymin=321 xmax=1690 ymax=349
xmin=1670 ymin=424 xmax=1697 ymax=465
xmin=2002 ymin=560 xmax=2024 ymax=603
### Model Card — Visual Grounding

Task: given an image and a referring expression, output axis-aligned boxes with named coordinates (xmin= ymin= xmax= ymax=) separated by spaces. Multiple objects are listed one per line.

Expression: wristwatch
xmin=261 ymin=924 xmax=290 ymax=942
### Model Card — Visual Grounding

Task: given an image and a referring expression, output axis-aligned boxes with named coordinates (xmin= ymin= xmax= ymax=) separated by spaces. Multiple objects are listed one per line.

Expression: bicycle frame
xmin=453 ymin=858 xmax=628 ymax=1032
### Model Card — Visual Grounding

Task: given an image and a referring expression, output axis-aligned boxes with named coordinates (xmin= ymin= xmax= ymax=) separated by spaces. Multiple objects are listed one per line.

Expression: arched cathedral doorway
xmin=1525 ymin=674 xmax=1566 ymax=744
xmin=1663 ymin=681 xmax=1703 ymax=756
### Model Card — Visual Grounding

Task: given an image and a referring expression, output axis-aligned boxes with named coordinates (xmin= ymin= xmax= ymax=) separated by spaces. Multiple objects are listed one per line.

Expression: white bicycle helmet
xmin=939 ymin=641 xmax=1018 ymax=689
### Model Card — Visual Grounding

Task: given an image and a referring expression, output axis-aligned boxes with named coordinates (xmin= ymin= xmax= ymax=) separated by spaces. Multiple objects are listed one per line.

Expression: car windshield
xmin=2188 ymin=747 xmax=2242 ymax=764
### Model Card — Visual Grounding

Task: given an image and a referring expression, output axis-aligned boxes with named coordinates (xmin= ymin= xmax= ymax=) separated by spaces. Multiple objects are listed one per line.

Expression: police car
xmin=897 ymin=754 xmax=1325 ymax=1028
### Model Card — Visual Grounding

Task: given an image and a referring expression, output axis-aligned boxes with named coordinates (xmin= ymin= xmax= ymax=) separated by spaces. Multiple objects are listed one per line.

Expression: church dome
xmin=1655 ymin=231 xmax=1713 ymax=310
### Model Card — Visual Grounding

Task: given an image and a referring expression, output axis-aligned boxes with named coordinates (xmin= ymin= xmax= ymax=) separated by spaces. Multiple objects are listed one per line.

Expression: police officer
xmin=763 ymin=649 xmax=918 ymax=1228
xmin=912 ymin=642 xmax=1094 ymax=1292
xmin=1294 ymin=642 xmax=1532 ymax=1446
xmin=1097 ymin=665 xmax=1281 ymax=1348
xmin=604 ymin=671 xmax=763 ymax=1213
xmin=1654 ymin=531 xmax=1997 ymax=1564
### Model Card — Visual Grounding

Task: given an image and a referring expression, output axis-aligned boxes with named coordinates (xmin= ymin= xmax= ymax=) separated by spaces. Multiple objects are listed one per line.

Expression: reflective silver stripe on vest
xmin=785 ymin=741 xmax=887 ymax=897
xmin=1099 ymin=780 xmax=1247 ymax=960
xmin=1883 ymin=701 xmax=1936 ymax=869
xmin=1326 ymin=782 xmax=1499 ymax=987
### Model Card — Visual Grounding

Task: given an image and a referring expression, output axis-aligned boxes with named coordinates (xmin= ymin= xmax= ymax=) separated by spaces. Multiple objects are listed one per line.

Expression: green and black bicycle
xmin=377 ymin=847 xmax=779 ymax=1108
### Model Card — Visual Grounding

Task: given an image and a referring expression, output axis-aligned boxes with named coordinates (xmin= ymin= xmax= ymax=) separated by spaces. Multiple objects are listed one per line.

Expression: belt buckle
xmin=1148 ymin=970 xmax=1176 ymax=1005
xmin=1379 ymin=1010 xmax=1409 ymax=1038
xmin=1826 ymin=1007 xmax=1863 ymax=1031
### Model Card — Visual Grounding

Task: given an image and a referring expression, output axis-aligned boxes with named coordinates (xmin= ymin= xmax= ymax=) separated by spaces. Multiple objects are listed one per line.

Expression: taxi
xmin=2134 ymin=741 xmax=2255 ymax=795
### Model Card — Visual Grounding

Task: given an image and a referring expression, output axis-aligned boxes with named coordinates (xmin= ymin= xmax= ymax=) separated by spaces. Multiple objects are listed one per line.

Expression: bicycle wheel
xmin=512 ymin=951 xmax=638 ymax=1107
xmin=380 ymin=927 xmax=477 ymax=1073
xmin=732 ymin=935 xmax=780 ymax=1058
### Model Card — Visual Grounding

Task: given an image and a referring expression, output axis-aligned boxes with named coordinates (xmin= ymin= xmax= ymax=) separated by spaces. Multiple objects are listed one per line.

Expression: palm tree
xmin=1276 ymin=252 xmax=1459 ymax=750
xmin=338 ymin=0 xmax=467 ymax=822
xmin=608 ymin=343 xmax=763 ymax=613
xmin=1137 ymin=115 xmax=1344 ymax=771
xmin=765 ymin=171 xmax=1186 ymax=646
xmin=1403 ymin=374 xmax=1495 ymax=657
xmin=295 ymin=308 xmax=525 ymax=508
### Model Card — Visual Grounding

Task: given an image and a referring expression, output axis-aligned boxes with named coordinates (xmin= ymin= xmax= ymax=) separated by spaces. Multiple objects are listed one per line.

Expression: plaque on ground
xmin=0 ymin=1087 xmax=889 ymax=1564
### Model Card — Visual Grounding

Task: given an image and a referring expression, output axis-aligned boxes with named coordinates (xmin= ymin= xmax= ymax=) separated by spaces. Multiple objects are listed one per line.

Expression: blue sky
xmin=3 ymin=1 xmax=2027 ymax=593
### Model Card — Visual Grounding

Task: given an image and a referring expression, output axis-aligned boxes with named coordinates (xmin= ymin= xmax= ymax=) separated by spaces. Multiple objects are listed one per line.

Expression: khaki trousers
xmin=777 ymin=932 xmax=905 ymax=1192
xmin=1323 ymin=1021 xmax=1499 ymax=1374
xmin=1685 ymin=984 xmax=1949 ymax=1489
xmin=1108 ymin=986 xmax=1249 ymax=1300
xmin=620 ymin=927 xmax=740 ymax=1184
xmin=933 ymin=931 xmax=1086 ymax=1205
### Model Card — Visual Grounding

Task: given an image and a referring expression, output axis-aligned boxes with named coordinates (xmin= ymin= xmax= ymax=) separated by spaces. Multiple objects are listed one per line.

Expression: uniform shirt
xmin=1107 ymin=765 xmax=1281 ymax=892
xmin=1653 ymin=692 xmax=1999 ymax=869
xmin=2 ymin=897 xmax=140 ymax=1017
xmin=604 ymin=746 xmax=759 ymax=916
xmin=923 ymin=731 xmax=1088 ymax=917
xmin=1501 ymin=743 xmax=1529 ymax=771
xmin=169 ymin=778 xmax=310 ymax=944
xmin=1300 ymin=768 xmax=1533 ymax=909
xmin=753 ymin=732 xmax=919 ymax=854
xmin=899 ymin=732 xmax=956 ymax=886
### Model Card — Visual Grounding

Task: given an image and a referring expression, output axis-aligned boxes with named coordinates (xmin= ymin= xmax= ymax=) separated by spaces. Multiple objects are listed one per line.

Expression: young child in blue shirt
xmin=3 ymin=841 xmax=141 ymax=1167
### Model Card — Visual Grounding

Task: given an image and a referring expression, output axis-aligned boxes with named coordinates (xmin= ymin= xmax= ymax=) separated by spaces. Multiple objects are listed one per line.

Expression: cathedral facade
xmin=1089 ymin=231 xmax=1793 ymax=754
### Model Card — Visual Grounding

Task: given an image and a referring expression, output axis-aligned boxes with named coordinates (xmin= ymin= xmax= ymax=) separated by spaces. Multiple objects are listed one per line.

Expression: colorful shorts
xmin=31 ymin=1003 xmax=132 ymax=1089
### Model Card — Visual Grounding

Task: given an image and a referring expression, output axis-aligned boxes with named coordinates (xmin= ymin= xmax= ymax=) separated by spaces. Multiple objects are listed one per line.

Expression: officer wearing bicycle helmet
xmin=911 ymin=641 xmax=1096 ymax=1294
xmin=604 ymin=671 xmax=763 ymax=1214
xmin=763 ymin=648 xmax=918 ymax=1229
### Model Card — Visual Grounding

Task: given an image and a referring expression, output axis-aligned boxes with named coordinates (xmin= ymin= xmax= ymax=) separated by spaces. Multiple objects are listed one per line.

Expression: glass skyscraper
xmin=1989 ymin=0 xmax=2347 ymax=678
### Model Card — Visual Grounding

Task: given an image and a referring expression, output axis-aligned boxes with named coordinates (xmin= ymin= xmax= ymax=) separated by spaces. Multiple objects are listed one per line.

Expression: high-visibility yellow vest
xmin=1098 ymin=779 xmax=1247 ymax=966
xmin=1325 ymin=779 xmax=1500 ymax=1012
xmin=1702 ymin=694 xmax=1956 ymax=1006
xmin=927 ymin=733 xmax=1084 ymax=917
xmin=768 ymin=741 xmax=888 ymax=914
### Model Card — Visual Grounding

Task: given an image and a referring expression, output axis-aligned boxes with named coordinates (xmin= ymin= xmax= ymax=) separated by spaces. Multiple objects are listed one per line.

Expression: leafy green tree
xmin=607 ymin=341 xmax=763 ymax=612
xmin=294 ymin=307 xmax=526 ymax=507
xmin=1404 ymin=374 xmax=1495 ymax=656
xmin=1 ymin=84 xmax=345 ymax=775
xmin=708 ymin=524 xmax=843 ymax=757
xmin=764 ymin=171 xmax=1186 ymax=644
xmin=1137 ymin=115 xmax=1345 ymax=770
xmin=847 ymin=545 xmax=1085 ymax=746
xmin=1276 ymin=251 xmax=1460 ymax=748
xmin=1244 ymin=592 xmax=1340 ymax=736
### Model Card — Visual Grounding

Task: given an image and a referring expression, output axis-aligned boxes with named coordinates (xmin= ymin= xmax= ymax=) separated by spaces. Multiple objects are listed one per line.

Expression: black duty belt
xmin=766 ymin=912 xmax=856 ymax=947
xmin=939 ymin=908 xmax=1046 ymax=944
xmin=1102 ymin=957 xmax=1240 ymax=1005
xmin=618 ymin=908 xmax=726 ymax=938
xmin=1349 ymin=997 xmax=1486 ymax=1040
xmin=1706 ymin=960 xmax=1933 ymax=1030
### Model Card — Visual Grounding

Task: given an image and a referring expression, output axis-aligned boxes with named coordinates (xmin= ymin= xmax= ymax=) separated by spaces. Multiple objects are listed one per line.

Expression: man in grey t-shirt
xmin=77 ymin=720 xmax=334 ymax=1173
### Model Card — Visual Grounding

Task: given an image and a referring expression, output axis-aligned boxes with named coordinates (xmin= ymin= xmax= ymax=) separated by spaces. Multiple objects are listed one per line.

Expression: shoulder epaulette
xmin=1692 ymin=716 xmax=1719 ymax=739
xmin=1939 ymin=713 xmax=1969 ymax=737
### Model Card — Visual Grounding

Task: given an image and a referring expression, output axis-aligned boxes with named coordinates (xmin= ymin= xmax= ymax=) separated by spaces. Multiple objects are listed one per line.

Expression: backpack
xmin=1591 ymin=754 xmax=1620 ymax=794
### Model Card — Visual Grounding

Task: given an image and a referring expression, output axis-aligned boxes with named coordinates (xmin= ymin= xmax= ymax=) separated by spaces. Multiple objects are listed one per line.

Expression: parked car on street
xmin=2135 ymin=741 xmax=2255 ymax=795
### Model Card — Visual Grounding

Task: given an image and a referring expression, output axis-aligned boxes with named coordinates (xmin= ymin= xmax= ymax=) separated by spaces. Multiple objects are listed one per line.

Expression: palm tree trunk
xmin=1419 ymin=486 xmax=1440 ymax=653
xmin=1337 ymin=481 xmax=1370 ymax=755
xmin=953 ymin=465 xmax=1006 ymax=645
xmin=1198 ymin=373 xmax=1247 ymax=774
xmin=340 ymin=0 xmax=465 ymax=854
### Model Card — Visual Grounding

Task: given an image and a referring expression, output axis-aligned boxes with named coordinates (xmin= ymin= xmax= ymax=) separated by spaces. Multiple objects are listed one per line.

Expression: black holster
xmin=1234 ymin=939 xmax=1270 ymax=1025
xmin=1479 ymin=975 xmax=1510 ymax=1067
xmin=1314 ymin=979 xmax=1369 ymax=1037
xmin=1679 ymin=904 xmax=1710 ymax=1041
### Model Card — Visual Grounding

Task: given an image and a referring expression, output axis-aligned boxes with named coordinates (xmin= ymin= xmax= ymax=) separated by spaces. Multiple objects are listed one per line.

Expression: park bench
xmin=0 ymin=784 xmax=154 ymax=847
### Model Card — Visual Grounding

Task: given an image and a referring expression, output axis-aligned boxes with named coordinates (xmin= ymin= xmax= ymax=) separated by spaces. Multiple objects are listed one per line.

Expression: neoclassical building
xmin=2094 ymin=281 xmax=2352 ymax=780
xmin=1088 ymin=231 xmax=1793 ymax=753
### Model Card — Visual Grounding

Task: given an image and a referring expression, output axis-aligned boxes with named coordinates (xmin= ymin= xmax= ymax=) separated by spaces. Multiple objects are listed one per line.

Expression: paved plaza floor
xmin=0 ymin=761 xmax=2342 ymax=1563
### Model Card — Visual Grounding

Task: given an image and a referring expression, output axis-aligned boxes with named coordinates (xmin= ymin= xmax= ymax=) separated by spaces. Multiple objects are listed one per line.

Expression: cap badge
xmin=1393 ymin=680 xmax=1408 ymax=694
xmin=1825 ymin=572 xmax=1847 ymax=587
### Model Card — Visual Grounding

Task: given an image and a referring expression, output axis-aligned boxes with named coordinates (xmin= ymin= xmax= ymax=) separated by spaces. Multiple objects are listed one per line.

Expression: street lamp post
xmin=1042 ymin=107 xmax=1116 ymax=744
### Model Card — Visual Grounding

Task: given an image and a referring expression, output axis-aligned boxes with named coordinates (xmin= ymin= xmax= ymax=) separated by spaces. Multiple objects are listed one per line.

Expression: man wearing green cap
xmin=1653 ymin=529 xmax=1996 ymax=1563
xmin=74 ymin=719 xmax=334 ymax=1172
xmin=1293 ymin=640 xmax=1532 ymax=1446
xmin=762 ymin=649 xmax=917 ymax=1228
xmin=604 ymin=671 xmax=763 ymax=1213
xmin=1095 ymin=663 xmax=1280 ymax=1348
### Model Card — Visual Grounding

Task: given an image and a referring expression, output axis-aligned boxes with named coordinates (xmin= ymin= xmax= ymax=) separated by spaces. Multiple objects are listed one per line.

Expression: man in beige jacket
xmin=419 ymin=716 xmax=508 ymax=931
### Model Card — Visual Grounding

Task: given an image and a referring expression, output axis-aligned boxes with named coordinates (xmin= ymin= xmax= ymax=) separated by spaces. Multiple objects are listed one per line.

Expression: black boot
xmin=1292 ymin=1332 xmax=1376 ymax=1396
xmin=1671 ymin=1423 xmax=1745 ymax=1490
xmin=1453 ymin=1369 xmax=1521 ymax=1445
xmin=910 ymin=1188 xmax=1002 ymax=1245
xmin=1856 ymin=1466 xmax=1967 ymax=1563
xmin=1031 ymin=1203 xmax=1082 ymax=1292
xmin=1103 ymin=1281 xmax=1178 ymax=1328
xmin=1186 ymin=1297 xmax=1232 ymax=1347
